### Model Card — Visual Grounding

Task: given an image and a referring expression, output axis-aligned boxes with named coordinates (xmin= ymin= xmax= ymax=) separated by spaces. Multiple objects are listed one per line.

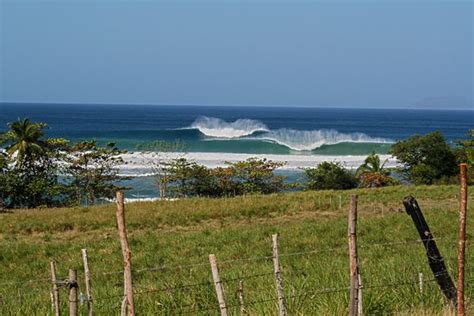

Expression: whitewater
xmin=119 ymin=151 xmax=398 ymax=177
xmin=188 ymin=116 xmax=392 ymax=151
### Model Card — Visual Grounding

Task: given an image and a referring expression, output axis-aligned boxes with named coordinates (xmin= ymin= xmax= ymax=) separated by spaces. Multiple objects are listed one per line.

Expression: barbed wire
xmin=85 ymin=237 xmax=467 ymax=278
xmin=0 ymin=236 xmax=467 ymax=290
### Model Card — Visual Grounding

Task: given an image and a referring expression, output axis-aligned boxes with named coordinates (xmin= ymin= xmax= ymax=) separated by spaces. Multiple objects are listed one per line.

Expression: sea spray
xmin=189 ymin=116 xmax=391 ymax=151
xmin=190 ymin=116 xmax=269 ymax=138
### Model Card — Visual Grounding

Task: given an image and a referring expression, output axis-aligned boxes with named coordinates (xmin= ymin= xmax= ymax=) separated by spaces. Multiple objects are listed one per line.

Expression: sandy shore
xmin=118 ymin=151 xmax=398 ymax=176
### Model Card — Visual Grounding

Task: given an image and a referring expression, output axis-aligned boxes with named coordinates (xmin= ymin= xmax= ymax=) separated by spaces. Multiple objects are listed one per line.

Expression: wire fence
xmin=0 ymin=235 xmax=472 ymax=314
xmin=0 ymin=191 xmax=472 ymax=315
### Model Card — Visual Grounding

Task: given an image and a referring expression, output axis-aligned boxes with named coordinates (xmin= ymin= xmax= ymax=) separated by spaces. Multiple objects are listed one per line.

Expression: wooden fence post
xmin=457 ymin=163 xmax=468 ymax=315
xmin=81 ymin=249 xmax=93 ymax=316
xmin=348 ymin=195 xmax=360 ymax=316
xmin=209 ymin=254 xmax=227 ymax=316
xmin=68 ymin=269 xmax=78 ymax=316
xmin=272 ymin=234 xmax=287 ymax=316
xmin=116 ymin=191 xmax=135 ymax=316
xmin=238 ymin=280 xmax=245 ymax=315
xmin=50 ymin=261 xmax=60 ymax=316
xmin=418 ymin=272 xmax=424 ymax=294
xmin=403 ymin=196 xmax=457 ymax=307
xmin=357 ymin=264 xmax=363 ymax=316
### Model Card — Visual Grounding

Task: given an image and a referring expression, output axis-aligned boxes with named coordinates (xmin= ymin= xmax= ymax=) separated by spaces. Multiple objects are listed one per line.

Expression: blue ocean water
xmin=1 ymin=103 xmax=472 ymax=200
xmin=0 ymin=103 xmax=472 ymax=155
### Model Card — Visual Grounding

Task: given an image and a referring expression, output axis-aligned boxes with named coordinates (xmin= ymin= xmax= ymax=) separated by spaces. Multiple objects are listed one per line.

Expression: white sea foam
xmin=190 ymin=116 xmax=269 ymax=138
xmin=119 ymin=152 xmax=399 ymax=172
xmin=104 ymin=197 xmax=177 ymax=203
xmin=254 ymin=129 xmax=391 ymax=151
xmin=188 ymin=116 xmax=391 ymax=150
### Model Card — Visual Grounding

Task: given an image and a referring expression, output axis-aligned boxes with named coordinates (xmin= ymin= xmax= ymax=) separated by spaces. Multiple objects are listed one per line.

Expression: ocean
xmin=1 ymin=103 xmax=472 ymax=201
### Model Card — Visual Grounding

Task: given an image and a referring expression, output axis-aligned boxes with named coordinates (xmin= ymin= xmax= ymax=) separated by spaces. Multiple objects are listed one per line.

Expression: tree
xmin=356 ymin=152 xmax=389 ymax=177
xmin=145 ymin=140 xmax=187 ymax=199
xmin=154 ymin=157 xmax=196 ymax=198
xmin=226 ymin=158 xmax=286 ymax=194
xmin=0 ymin=119 xmax=70 ymax=208
xmin=356 ymin=152 xmax=398 ymax=188
xmin=455 ymin=129 xmax=474 ymax=183
xmin=1 ymin=118 xmax=47 ymax=167
xmin=389 ymin=131 xmax=457 ymax=184
xmin=66 ymin=141 xmax=129 ymax=205
xmin=304 ymin=161 xmax=358 ymax=190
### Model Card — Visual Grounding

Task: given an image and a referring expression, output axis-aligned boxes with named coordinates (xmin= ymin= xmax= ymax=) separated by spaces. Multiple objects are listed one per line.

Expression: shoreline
xmin=119 ymin=151 xmax=398 ymax=176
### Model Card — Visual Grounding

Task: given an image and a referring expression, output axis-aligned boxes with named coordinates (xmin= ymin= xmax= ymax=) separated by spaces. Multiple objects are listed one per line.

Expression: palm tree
xmin=356 ymin=151 xmax=389 ymax=177
xmin=3 ymin=118 xmax=47 ymax=166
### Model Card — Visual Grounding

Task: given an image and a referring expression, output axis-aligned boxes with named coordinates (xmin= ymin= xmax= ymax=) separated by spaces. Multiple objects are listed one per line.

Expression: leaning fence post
xmin=272 ymin=234 xmax=287 ymax=316
xmin=50 ymin=261 xmax=60 ymax=316
xmin=348 ymin=195 xmax=360 ymax=316
xmin=457 ymin=163 xmax=468 ymax=316
xmin=68 ymin=269 xmax=78 ymax=316
xmin=209 ymin=254 xmax=227 ymax=316
xmin=81 ymin=249 xmax=93 ymax=316
xmin=116 ymin=191 xmax=135 ymax=316
xmin=403 ymin=196 xmax=457 ymax=307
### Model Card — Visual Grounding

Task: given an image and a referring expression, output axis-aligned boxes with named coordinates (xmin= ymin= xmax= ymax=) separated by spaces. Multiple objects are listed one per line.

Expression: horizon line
xmin=1 ymin=101 xmax=473 ymax=111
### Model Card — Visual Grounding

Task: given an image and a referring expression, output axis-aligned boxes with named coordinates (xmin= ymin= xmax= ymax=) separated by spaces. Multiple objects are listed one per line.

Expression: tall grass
xmin=0 ymin=185 xmax=472 ymax=315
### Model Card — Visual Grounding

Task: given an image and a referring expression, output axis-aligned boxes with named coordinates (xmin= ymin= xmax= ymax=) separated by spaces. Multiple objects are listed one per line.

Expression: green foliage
xmin=156 ymin=157 xmax=286 ymax=198
xmin=1 ymin=118 xmax=48 ymax=167
xmin=65 ymin=141 xmax=129 ymax=205
xmin=226 ymin=157 xmax=286 ymax=194
xmin=304 ymin=161 xmax=358 ymax=190
xmin=0 ymin=119 xmax=71 ymax=208
xmin=455 ymin=129 xmax=474 ymax=182
xmin=356 ymin=151 xmax=389 ymax=177
xmin=356 ymin=152 xmax=398 ymax=188
xmin=389 ymin=131 xmax=458 ymax=185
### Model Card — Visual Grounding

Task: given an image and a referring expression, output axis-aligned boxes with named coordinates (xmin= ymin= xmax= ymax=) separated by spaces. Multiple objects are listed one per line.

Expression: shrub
xmin=389 ymin=131 xmax=457 ymax=185
xmin=304 ymin=162 xmax=358 ymax=190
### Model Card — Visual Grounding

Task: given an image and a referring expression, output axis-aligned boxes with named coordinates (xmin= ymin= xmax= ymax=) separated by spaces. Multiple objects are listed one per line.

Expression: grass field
xmin=0 ymin=185 xmax=473 ymax=315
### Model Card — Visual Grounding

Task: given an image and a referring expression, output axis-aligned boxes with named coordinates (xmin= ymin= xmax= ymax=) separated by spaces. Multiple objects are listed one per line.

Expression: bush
xmin=304 ymin=162 xmax=358 ymax=190
xmin=389 ymin=131 xmax=457 ymax=185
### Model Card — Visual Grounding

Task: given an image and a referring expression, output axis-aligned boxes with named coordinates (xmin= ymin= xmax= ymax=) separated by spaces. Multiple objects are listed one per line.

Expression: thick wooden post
xmin=68 ymin=269 xmax=78 ymax=316
xmin=272 ymin=234 xmax=287 ymax=316
xmin=457 ymin=163 xmax=468 ymax=315
xmin=81 ymin=249 xmax=93 ymax=316
xmin=116 ymin=191 xmax=135 ymax=316
xmin=209 ymin=254 xmax=227 ymax=316
xmin=50 ymin=261 xmax=60 ymax=316
xmin=348 ymin=195 xmax=360 ymax=316
xmin=403 ymin=196 xmax=457 ymax=307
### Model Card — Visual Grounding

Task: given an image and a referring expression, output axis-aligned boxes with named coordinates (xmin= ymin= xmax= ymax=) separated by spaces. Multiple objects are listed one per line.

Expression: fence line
xmin=80 ymin=237 xmax=464 ymax=279
xmin=0 ymin=237 xmax=465 ymax=289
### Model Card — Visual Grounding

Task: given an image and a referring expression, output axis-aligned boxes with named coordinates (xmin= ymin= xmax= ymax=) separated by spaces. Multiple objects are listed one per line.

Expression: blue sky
xmin=0 ymin=0 xmax=472 ymax=108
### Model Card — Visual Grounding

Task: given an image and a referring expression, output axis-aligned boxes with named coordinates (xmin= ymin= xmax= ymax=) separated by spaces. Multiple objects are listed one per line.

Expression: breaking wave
xmin=254 ymin=129 xmax=390 ymax=151
xmin=188 ymin=116 xmax=391 ymax=151
xmin=190 ymin=116 xmax=269 ymax=138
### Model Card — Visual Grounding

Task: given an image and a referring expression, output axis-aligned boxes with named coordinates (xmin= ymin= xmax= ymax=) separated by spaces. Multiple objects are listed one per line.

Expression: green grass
xmin=0 ymin=185 xmax=473 ymax=315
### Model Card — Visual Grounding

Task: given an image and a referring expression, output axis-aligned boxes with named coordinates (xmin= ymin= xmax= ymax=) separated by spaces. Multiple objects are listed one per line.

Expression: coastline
xmin=118 ymin=151 xmax=398 ymax=176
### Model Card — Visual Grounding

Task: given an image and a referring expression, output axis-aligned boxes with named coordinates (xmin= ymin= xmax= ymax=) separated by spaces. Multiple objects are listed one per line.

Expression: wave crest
xmin=188 ymin=116 xmax=391 ymax=151
xmin=256 ymin=129 xmax=390 ymax=151
xmin=190 ymin=116 xmax=269 ymax=138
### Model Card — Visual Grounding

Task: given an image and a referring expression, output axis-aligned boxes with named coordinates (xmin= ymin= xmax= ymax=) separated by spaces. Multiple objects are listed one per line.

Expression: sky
xmin=0 ymin=0 xmax=472 ymax=108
